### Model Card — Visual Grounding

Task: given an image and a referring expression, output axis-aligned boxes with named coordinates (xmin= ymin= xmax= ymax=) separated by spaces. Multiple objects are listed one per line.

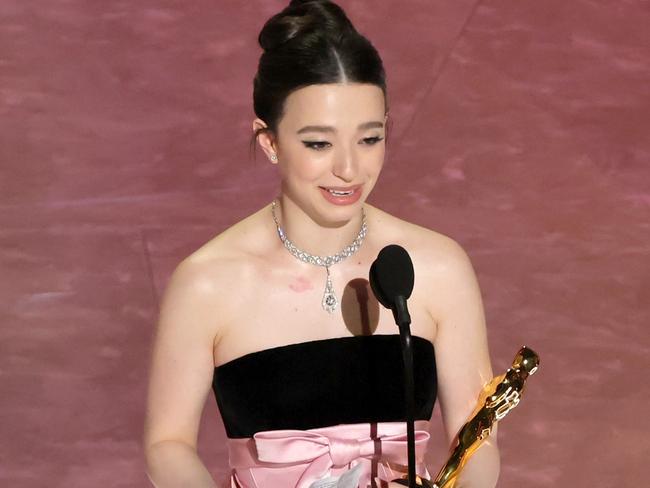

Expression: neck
xmin=272 ymin=194 xmax=366 ymax=258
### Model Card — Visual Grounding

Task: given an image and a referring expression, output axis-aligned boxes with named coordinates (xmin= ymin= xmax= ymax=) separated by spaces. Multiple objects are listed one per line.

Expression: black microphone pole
xmin=394 ymin=296 xmax=417 ymax=488
xmin=370 ymin=245 xmax=428 ymax=488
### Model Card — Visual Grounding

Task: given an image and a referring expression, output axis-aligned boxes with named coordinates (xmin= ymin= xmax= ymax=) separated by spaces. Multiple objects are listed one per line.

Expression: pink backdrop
xmin=1 ymin=1 xmax=648 ymax=486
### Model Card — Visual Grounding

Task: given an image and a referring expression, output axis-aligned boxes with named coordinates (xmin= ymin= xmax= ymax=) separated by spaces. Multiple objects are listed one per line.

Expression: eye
xmin=302 ymin=137 xmax=384 ymax=151
xmin=302 ymin=141 xmax=331 ymax=151
xmin=362 ymin=136 xmax=384 ymax=145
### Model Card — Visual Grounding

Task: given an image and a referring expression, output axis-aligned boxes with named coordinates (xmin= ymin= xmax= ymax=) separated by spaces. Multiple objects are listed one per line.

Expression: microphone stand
xmin=369 ymin=244 xmax=433 ymax=487
xmin=392 ymin=296 xmax=418 ymax=488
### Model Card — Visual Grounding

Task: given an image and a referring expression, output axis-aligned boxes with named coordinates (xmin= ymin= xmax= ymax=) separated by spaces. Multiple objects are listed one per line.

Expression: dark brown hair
xmin=250 ymin=0 xmax=389 ymax=159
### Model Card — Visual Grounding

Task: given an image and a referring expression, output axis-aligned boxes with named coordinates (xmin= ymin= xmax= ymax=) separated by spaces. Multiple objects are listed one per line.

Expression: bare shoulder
xmin=365 ymin=203 xmax=472 ymax=273
xmin=365 ymin=204 xmax=480 ymax=324
xmin=161 ymin=205 xmax=273 ymax=339
xmin=181 ymin=204 xmax=273 ymax=278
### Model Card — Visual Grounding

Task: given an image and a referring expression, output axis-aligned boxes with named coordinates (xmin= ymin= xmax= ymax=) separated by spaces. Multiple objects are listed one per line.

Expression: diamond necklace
xmin=270 ymin=199 xmax=368 ymax=313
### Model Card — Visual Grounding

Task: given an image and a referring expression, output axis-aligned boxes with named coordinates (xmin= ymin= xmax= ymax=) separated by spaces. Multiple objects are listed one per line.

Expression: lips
xmin=318 ymin=185 xmax=363 ymax=205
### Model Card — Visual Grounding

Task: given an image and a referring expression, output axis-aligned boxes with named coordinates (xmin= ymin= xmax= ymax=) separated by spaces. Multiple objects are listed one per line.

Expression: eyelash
xmin=302 ymin=137 xmax=384 ymax=151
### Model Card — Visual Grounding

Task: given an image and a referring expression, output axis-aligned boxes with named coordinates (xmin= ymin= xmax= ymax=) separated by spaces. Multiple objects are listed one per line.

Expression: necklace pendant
xmin=322 ymin=274 xmax=338 ymax=313
xmin=271 ymin=199 xmax=366 ymax=314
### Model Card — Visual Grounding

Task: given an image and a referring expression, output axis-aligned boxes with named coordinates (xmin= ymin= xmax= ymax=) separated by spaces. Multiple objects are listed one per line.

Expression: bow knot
xmin=249 ymin=426 xmax=431 ymax=487
xmin=328 ymin=437 xmax=364 ymax=467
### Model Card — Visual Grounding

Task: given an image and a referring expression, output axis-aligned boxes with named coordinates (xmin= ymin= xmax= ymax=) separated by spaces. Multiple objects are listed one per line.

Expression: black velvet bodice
xmin=212 ymin=334 xmax=437 ymax=438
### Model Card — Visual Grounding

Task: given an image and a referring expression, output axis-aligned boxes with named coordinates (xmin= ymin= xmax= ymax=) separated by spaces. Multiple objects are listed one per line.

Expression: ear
xmin=252 ymin=118 xmax=278 ymax=164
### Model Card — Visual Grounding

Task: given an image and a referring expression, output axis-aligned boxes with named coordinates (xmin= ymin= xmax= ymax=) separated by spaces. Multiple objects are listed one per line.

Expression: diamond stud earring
xmin=270 ymin=154 xmax=277 ymax=161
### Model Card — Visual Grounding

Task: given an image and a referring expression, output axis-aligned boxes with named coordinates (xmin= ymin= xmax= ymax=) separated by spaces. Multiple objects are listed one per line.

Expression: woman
xmin=143 ymin=1 xmax=500 ymax=487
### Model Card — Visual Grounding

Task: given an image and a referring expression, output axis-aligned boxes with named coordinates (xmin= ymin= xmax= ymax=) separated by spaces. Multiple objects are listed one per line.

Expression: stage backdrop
xmin=0 ymin=1 xmax=648 ymax=487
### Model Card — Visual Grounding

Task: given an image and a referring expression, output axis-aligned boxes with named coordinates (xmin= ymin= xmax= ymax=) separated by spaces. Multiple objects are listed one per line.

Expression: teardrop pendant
xmin=271 ymin=200 xmax=366 ymax=314
xmin=321 ymin=266 xmax=338 ymax=313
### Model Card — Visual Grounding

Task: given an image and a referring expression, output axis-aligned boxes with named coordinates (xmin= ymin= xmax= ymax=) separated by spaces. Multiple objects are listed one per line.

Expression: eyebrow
xmin=296 ymin=121 xmax=384 ymax=134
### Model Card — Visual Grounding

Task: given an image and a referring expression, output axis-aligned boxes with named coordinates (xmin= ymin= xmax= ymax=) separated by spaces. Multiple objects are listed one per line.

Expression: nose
xmin=332 ymin=145 xmax=358 ymax=182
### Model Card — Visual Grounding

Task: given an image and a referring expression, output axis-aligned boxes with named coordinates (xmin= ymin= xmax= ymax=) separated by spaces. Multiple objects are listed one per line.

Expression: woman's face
xmin=272 ymin=83 xmax=387 ymax=225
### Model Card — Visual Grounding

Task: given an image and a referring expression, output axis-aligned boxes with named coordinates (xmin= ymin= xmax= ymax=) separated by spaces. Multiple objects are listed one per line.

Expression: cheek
xmin=278 ymin=161 xmax=320 ymax=186
xmin=364 ymin=151 xmax=385 ymax=175
xmin=283 ymin=154 xmax=329 ymax=181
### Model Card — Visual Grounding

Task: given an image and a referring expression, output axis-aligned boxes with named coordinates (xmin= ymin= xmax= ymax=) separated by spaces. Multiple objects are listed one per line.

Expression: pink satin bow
xmin=249 ymin=427 xmax=431 ymax=488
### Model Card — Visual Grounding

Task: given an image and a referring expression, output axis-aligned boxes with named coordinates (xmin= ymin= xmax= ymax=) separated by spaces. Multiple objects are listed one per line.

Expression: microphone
xmin=369 ymin=244 xmax=423 ymax=487
xmin=369 ymin=244 xmax=415 ymax=328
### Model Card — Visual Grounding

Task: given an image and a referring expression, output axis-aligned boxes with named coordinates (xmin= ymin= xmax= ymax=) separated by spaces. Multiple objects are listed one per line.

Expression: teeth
xmin=326 ymin=188 xmax=355 ymax=196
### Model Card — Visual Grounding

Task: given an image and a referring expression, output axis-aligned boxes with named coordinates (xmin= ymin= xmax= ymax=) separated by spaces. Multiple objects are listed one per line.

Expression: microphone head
xmin=369 ymin=244 xmax=415 ymax=309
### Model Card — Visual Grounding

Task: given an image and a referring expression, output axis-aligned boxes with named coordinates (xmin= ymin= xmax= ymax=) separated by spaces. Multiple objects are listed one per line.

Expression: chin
xmin=317 ymin=199 xmax=367 ymax=228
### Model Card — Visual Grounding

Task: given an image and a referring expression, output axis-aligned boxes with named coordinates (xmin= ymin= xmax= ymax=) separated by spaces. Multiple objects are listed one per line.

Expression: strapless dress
xmin=212 ymin=334 xmax=437 ymax=488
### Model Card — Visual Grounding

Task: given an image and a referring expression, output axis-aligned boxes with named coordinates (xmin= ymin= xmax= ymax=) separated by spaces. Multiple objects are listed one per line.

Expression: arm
xmin=143 ymin=258 xmax=222 ymax=488
xmin=429 ymin=239 xmax=500 ymax=488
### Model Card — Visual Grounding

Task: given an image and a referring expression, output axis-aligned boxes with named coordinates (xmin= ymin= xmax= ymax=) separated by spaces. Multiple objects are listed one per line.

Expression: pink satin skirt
xmin=225 ymin=420 xmax=432 ymax=488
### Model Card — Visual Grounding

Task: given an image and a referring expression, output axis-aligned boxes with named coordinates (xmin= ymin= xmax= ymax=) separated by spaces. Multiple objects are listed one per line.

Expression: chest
xmin=213 ymin=258 xmax=438 ymax=367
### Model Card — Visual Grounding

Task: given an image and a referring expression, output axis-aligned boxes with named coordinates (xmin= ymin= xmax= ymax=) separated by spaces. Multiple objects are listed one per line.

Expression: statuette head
xmin=512 ymin=346 xmax=539 ymax=376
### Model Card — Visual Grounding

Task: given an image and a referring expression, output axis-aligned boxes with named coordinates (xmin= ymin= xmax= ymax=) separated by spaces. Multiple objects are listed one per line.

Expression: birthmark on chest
xmin=288 ymin=275 xmax=314 ymax=293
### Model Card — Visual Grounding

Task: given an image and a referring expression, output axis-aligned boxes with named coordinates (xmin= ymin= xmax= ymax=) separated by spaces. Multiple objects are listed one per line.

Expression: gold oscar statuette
xmin=393 ymin=346 xmax=540 ymax=488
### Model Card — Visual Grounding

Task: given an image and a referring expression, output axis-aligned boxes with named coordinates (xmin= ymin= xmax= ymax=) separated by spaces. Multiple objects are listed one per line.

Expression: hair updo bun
xmin=258 ymin=0 xmax=356 ymax=53
xmin=251 ymin=0 xmax=388 ymax=158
